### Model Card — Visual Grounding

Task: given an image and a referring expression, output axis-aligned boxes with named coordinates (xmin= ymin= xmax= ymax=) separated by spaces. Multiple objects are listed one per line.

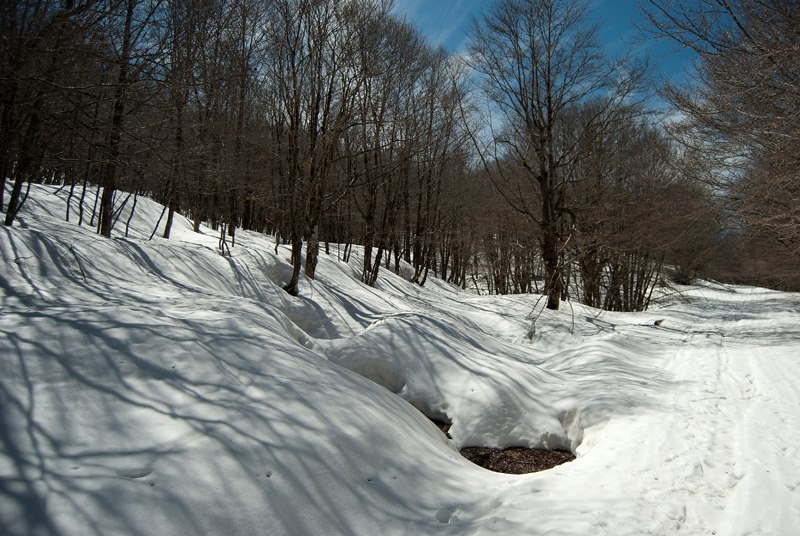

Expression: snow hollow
xmin=2 ymin=185 xmax=800 ymax=535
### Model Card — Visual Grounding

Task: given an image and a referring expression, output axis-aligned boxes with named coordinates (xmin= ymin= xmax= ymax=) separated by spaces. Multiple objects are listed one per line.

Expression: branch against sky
xmin=463 ymin=0 xmax=649 ymax=310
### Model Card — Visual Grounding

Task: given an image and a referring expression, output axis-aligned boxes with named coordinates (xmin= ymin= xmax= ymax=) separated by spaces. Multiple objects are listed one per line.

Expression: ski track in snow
xmin=1 ymin=185 xmax=799 ymax=535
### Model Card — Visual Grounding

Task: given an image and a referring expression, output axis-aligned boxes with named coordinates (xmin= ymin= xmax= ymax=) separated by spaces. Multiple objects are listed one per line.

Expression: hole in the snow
xmin=428 ymin=416 xmax=575 ymax=474
xmin=460 ymin=446 xmax=574 ymax=474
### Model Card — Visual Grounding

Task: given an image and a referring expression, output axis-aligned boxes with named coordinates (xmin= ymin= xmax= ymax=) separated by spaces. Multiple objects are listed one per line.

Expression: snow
xmin=2 ymin=184 xmax=799 ymax=535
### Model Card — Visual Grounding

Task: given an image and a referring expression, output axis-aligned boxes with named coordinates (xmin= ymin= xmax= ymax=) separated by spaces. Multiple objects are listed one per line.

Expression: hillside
xmin=2 ymin=185 xmax=799 ymax=535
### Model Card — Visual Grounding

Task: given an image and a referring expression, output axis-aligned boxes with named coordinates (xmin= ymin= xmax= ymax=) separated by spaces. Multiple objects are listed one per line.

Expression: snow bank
xmin=2 ymin=185 xmax=799 ymax=535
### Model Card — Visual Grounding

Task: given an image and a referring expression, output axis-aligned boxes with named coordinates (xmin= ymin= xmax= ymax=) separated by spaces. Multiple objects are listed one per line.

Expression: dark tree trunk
xmin=100 ymin=0 xmax=135 ymax=238
xmin=284 ymin=235 xmax=303 ymax=295
xmin=305 ymin=223 xmax=319 ymax=278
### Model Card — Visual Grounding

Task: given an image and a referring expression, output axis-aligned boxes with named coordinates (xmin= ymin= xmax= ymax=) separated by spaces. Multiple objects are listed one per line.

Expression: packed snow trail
xmin=2 ymin=185 xmax=800 ymax=535
xmin=664 ymin=288 xmax=800 ymax=535
xmin=465 ymin=287 xmax=800 ymax=536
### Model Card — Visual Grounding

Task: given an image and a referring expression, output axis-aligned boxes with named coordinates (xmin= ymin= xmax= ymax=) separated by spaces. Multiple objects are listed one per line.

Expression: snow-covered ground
xmin=2 ymin=185 xmax=799 ymax=535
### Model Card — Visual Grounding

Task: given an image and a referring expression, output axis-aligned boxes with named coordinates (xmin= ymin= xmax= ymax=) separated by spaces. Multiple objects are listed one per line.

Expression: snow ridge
xmin=2 ymin=185 xmax=799 ymax=535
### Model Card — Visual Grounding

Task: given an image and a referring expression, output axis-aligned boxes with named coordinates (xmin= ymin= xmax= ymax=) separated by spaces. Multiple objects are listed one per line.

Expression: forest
xmin=2 ymin=0 xmax=798 ymax=309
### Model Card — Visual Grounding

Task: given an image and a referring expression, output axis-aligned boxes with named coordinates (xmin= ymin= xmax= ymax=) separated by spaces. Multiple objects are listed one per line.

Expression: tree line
xmin=2 ymin=0 xmax=794 ymax=310
xmin=645 ymin=0 xmax=800 ymax=292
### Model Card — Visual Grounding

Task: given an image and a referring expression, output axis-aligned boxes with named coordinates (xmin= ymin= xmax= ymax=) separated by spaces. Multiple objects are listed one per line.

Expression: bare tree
xmin=2 ymin=0 xmax=107 ymax=226
xmin=644 ymin=0 xmax=800 ymax=281
xmin=98 ymin=0 xmax=165 ymax=237
xmin=160 ymin=0 xmax=195 ymax=238
xmin=345 ymin=14 xmax=424 ymax=285
xmin=468 ymin=0 xmax=646 ymax=309
xmin=265 ymin=0 xmax=367 ymax=294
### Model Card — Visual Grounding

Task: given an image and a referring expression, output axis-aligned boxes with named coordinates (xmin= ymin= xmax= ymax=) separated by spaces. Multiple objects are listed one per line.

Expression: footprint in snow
xmin=118 ymin=467 xmax=153 ymax=479
xmin=435 ymin=506 xmax=458 ymax=524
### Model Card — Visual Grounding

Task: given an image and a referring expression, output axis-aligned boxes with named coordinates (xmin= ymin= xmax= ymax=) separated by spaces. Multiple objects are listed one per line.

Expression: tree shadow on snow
xmin=0 ymin=298 xmax=499 ymax=536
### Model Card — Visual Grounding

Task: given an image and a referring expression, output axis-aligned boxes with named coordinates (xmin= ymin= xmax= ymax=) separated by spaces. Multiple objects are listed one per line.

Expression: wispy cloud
xmin=390 ymin=0 xmax=426 ymax=22
xmin=393 ymin=0 xmax=692 ymax=82
xmin=392 ymin=0 xmax=485 ymax=51
xmin=437 ymin=0 xmax=477 ymax=50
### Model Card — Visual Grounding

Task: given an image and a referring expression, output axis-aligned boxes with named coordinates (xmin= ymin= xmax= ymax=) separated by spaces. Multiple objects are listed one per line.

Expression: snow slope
xmin=2 ymin=185 xmax=799 ymax=535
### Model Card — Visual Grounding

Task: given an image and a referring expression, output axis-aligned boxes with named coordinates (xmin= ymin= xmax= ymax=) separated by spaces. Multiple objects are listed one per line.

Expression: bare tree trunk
xmin=284 ymin=235 xmax=303 ymax=295
xmin=304 ymin=223 xmax=319 ymax=278
xmin=100 ymin=0 xmax=135 ymax=238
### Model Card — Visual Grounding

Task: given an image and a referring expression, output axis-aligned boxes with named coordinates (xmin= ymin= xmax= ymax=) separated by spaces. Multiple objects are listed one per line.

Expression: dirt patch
xmin=430 ymin=418 xmax=575 ymax=474
xmin=460 ymin=446 xmax=575 ymax=474
xmin=431 ymin=418 xmax=452 ymax=439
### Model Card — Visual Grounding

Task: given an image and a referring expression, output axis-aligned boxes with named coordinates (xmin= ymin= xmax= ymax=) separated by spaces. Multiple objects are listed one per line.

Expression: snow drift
xmin=2 ymin=185 xmax=799 ymax=535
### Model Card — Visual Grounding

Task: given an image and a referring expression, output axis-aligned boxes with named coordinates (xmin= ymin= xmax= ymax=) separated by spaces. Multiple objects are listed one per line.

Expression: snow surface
xmin=2 ymin=184 xmax=799 ymax=535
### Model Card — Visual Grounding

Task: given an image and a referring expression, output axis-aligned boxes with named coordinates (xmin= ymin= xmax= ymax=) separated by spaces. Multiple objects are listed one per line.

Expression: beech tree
xmin=346 ymin=14 xmax=424 ymax=286
xmin=2 ymin=0 xmax=107 ymax=227
xmin=159 ymin=0 xmax=209 ymax=239
xmin=467 ymin=0 xmax=646 ymax=309
xmin=265 ymin=0 xmax=369 ymax=294
xmin=98 ymin=0 xmax=166 ymax=237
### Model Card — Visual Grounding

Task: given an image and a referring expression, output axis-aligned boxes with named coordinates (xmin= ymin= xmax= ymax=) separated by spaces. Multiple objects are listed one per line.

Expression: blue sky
xmin=391 ymin=0 xmax=694 ymax=83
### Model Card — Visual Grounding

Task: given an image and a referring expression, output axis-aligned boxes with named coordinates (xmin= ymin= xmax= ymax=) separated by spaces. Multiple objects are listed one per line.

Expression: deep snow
xmin=1 ymin=185 xmax=799 ymax=535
